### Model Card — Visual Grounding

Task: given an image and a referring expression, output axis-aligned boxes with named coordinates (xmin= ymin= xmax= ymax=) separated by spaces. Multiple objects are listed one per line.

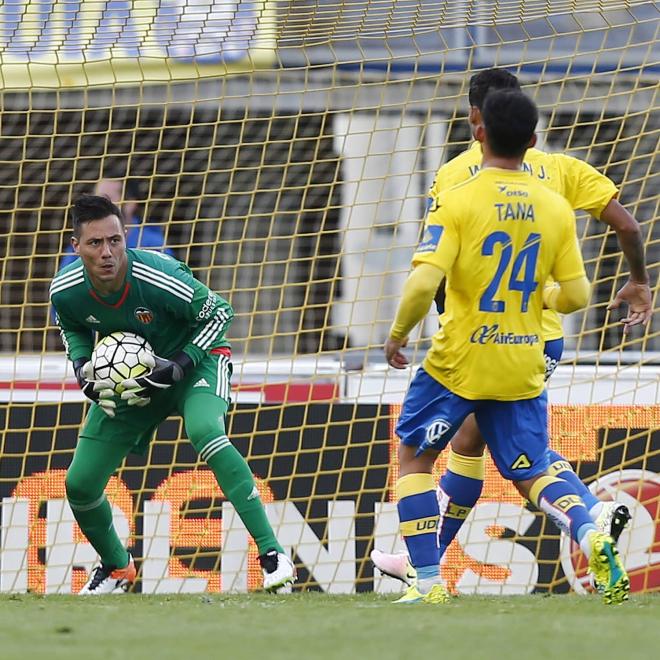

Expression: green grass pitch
xmin=1 ymin=593 xmax=657 ymax=660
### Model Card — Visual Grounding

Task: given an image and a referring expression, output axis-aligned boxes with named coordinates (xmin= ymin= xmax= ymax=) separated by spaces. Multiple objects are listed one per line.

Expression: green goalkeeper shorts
xmin=79 ymin=353 xmax=232 ymax=454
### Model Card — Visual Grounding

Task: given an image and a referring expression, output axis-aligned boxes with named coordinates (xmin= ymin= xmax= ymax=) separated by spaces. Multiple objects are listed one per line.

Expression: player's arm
xmin=560 ymin=155 xmax=651 ymax=329
xmin=121 ymin=264 xmax=234 ymax=400
xmin=425 ymin=196 xmax=447 ymax=315
xmin=386 ymin=203 xmax=459 ymax=368
xmin=51 ymin=301 xmax=115 ymax=415
xmin=153 ymin=275 xmax=234 ymax=373
xmin=50 ymin=298 xmax=94 ymax=363
xmin=426 ymin=163 xmax=460 ymax=315
xmin=600 ymin=198 xmax=648 ymax=284
xmin=386 ymin=263 xmax=446 ymax=368
xmin=545 ymin=205 xmax=591 ymax=314
xmin=543 ymin=277 xmax=591 ymax=314
xmin=599 ymin=199 xmax=652 ymax=331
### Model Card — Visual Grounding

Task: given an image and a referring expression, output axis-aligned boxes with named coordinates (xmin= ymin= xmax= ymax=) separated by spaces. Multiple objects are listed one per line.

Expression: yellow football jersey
xmin=414 ymin=167 xmax=586 ymax=400
xmin=429 ymin=142 xmax=617 ymax=340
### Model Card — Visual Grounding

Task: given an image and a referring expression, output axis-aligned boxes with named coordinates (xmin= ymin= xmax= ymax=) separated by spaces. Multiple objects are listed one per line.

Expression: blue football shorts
xmin=396 ymin=368 xmax=550 ymax=481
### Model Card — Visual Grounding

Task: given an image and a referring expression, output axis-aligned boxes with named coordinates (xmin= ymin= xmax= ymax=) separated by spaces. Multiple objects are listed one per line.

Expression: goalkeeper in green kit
xmin=50 ymin=194 xmax=296 ymax=594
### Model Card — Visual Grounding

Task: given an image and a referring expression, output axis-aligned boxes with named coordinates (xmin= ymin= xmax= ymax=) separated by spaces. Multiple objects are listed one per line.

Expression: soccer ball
xmin=91 ymin=331 xmax=154 ymax=394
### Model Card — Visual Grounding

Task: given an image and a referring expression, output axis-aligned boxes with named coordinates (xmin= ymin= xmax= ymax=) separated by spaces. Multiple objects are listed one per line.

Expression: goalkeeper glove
xmin=73 ymin=358 xmax=117 ymax=418
xmin=120 ymin=352 xmax=193 ymax=406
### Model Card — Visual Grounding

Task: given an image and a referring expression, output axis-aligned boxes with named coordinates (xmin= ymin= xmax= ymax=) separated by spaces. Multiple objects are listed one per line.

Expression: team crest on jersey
xmin=134 ymin=307 xmax=154 ymax=324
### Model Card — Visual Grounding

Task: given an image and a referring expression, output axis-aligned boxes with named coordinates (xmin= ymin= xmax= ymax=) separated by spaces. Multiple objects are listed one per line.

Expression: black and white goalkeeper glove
xmin=73 ymin=358 xmax=117 ymax=418
xmin=120 ymin=352 xmax=193 ymax=407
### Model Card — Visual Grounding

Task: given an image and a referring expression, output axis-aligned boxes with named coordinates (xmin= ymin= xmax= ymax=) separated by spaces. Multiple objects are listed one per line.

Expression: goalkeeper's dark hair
xmin=481 ymin=89 xmax=538 ymax=158
xmin=71 ymin=194 xmax=124 ymax=237
xmin=468 ymin=68 xmax=521 ymax=110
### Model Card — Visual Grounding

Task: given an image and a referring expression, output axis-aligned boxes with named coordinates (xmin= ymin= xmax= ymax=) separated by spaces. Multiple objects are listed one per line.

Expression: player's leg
xmin=179 ymin=355 xmax=295 ymax=592
xmin=546 ymin=452 xmax=631 ymax=541
xmin=65 ymin=432 xmax=136 ymax=594
xmin=371 ymin=414 xmax=486 ymax=586
xmin=477 ymin=392 xmax=629 ymax=604
xmin=542 ymin=338 xmax=631 ymax=540
xmin=437 ymin=416 xmax=486 ymax=558
xmin=521 ymin=471 xmax=629 ymax=604
xmin=542 ymin=337 xmax=600 ymax=512
xmin=67 ymin=395 xmax=170 ymax=594
xmin=393 ymin=368 xmax=475 ymax=603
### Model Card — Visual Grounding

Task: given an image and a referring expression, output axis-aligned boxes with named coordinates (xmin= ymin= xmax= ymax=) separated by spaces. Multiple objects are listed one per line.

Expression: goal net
xmin=0 ymin=1 xmax=658 ymax=595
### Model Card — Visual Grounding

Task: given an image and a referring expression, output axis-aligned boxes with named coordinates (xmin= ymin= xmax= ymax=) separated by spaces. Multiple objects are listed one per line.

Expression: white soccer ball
xmin=91 ymin=331 xmax=154 ymax=394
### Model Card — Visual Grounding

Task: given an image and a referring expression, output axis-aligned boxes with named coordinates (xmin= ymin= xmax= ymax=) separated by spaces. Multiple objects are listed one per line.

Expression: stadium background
xmin=0 ymin=1 xmax=658 ymax=595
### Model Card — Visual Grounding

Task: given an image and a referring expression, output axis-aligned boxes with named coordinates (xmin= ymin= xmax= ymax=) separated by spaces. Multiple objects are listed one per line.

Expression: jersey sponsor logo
xmin=416 ymin=225 xmax=444 ymax=253
xmin=196 ymin=291 xmax=216 ymax=320
xmin=85 ymin=315 xmax=100 ymax=324
xmin=510 ymin=453 xmax=532 ymax=470
xmin=425 ymin=418 xmax=452 ymax=447
xmin=134 ymin=307 xmax=154 ymax=324
xmin=193 ymin=378 xmax=210 ymax=388
xmin=470 ymin=324 xmax=540 ymax=346
xmin=498 ymin=185 xmax=528 ymax=198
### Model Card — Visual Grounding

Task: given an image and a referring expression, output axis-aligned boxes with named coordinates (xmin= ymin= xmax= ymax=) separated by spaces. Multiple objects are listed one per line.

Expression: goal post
xmin=0 ymin=1 xmax=658 ymax=595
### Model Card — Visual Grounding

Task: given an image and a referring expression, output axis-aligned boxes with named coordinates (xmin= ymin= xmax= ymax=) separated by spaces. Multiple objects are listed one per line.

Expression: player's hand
xmin=607 ymin=278 xmax=653 ymax=334
xmin=74 ymin=359 xmax=117 ymax=417
xmin=120 ymin=353 xmax=190 ymax=405
xmin=384 ymin=337 xmax=409 ymax=369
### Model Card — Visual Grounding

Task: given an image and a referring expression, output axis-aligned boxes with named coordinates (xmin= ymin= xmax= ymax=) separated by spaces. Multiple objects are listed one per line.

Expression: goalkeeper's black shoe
xmin=258 ymin=550 xmax=296 ymax=593
xmin=78 ymin=554 xmax=136 ymax=595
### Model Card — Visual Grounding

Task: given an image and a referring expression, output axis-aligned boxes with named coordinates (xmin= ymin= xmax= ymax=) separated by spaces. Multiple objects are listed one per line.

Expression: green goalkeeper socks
xmin=205 ymin=443 xmax=284 ymax=555
xmin=66 ymin=437 xmax=132 ymax=569
xmin=67 ymin=423 xmax=283 ymax=567
xmin=68 ymin=495 xmax=131 ymax=569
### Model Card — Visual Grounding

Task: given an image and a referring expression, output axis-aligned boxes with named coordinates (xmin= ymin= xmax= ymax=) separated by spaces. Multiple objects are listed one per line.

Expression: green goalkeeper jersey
xmin=50 ymin=249 xmax=233 ymax=365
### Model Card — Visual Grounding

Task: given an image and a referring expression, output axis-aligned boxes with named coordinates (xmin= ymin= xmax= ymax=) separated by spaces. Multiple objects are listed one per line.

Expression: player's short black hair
xmin=468 ymin=68 xmax=521 ymax=110
xmin=481 ymin=89 xmax=538 ymax=158
xmin=71 ymin=194 xmax=124 ymax=237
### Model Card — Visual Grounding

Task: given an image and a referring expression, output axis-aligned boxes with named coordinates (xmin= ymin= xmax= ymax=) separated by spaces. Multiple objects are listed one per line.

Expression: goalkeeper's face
xmin=72 ymin=214 xmax=128 ymax=290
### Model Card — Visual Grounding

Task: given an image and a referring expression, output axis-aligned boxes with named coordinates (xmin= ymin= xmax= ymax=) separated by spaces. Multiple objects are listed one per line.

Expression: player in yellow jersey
xmin=429 ymin=69 xmax=651 ymax=337
xmin=372 ymin=68 xmax=651 ymax=592
xmin=385 ymin=89 xmax=629 ymax=605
